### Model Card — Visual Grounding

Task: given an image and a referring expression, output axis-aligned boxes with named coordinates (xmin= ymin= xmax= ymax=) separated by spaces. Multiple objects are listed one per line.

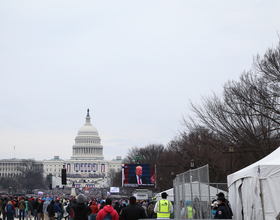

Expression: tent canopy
xmin=228 ymin=147 xmax=280 ymax=187
xmin=227 ymin=147 xmax=280 ymax=220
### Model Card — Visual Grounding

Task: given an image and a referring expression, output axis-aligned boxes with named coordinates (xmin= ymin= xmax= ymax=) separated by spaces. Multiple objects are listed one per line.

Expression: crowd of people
xmin=0 ymin=194 xmax=160 ymax=220
xmin=0 ymin=191 xmax=233 ymax=220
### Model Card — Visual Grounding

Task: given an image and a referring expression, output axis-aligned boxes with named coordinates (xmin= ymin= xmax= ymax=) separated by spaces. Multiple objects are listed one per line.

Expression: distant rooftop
xmin=48 ymin=156 xmax=64 ymax=161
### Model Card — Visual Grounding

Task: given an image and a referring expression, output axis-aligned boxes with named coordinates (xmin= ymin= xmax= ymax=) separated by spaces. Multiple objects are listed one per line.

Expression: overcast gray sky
xmin=1 ymin=1 xmax=280 ymax=161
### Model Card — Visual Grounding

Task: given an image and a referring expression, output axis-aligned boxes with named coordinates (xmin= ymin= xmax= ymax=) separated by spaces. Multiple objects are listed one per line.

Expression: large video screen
xmin=110 ymin=187 xmax=120 ymax=193
xmin=122 ymin=164 xmax=155 ymax=187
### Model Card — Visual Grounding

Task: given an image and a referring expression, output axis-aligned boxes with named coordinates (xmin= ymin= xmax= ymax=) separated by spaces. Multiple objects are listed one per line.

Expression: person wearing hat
xmin=216 ymin=192 xmax=233 ymax=219
xmin=214 ymin=197 xmax=230 ymax=219
xmin=37 ymin=199 xmax=44 ymax=220
xmin=71 ymin=194 xmax=91 ymax=220
xmin=154 ymin=192 xmax=173 ymax=219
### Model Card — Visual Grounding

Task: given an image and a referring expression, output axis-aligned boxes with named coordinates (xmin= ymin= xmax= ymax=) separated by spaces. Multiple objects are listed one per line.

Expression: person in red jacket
xmin=90 ymin=201 xmax=99 ymax=220
xmin=96 ymin=198 xmax=118 ymax=220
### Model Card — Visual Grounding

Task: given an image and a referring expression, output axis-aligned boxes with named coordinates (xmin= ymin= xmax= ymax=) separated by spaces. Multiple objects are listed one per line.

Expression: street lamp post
xmin=190 ymin=159 xmax=195 ymax=169
xmin=229 ymin=146 xmax=234 ymax=174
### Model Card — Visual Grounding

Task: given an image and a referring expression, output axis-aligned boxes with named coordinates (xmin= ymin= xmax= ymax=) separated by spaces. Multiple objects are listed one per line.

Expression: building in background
xmin=43 ymin=109 xmax=122 ymax=178
xmin=0 ymin=109 xmax=122 ymax=182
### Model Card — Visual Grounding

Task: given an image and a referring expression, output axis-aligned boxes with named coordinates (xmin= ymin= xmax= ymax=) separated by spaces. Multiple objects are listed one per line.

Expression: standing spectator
xmin=2 ymin=197 xmax=8 ymax=220
xmin=47 ymin=201 xmax=55 ymax=220
xmin=54 ymin=200 xmax=61 ymax=220
xmin=113 ymin=202 xmax=120 ymax=215
xmin=33 ymin=199 xmax=39 ymax=220
xmin=43 ymin=198 xmax=50 ymax=220
xmin=89 ymin=201 xmax=98 ymax=220
xmin=28 ymin=199 xmax=33 ymax=220
xmin=96 ymin=198 xmax=118 ymax=220
xmin=147 ymin=202 xmax=156 ymax=218
xmin=62 ymin=202 xmax=69 ymax=220
xmin=0 ymin=197 xmax=3 ymax=219
xmin=37 ymin=199 xmax=44 ymax=220
xmin=6 ymin=201 xmax=15 ymax=220
xmin=141 ymin=202 xmax=147 ymax=216
xmin=19 ymin=197 xmax=26 ymax=220
xmin=98 ymin=201 xmax=105 ymax=211
xmin=71 ymin=194 xmax=91 ymax=220
xmin=119 ymin=196 xmax=146 ymax=220
xmin=14 ymin=198 xmax=19 ymax=218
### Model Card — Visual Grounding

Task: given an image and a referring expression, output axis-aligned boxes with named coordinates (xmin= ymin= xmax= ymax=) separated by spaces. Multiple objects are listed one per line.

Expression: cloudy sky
xmin=1 ymin=1 xmax=280 ymax=161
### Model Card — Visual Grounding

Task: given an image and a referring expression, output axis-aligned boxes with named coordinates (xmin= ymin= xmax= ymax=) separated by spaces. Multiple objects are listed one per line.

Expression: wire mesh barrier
xmin=173 ymin=165 xmax=228 ymax=219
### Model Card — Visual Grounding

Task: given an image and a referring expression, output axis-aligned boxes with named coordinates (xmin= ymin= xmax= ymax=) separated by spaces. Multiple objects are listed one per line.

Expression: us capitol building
xmin=0 ymin=109 xmax=122 ymax=187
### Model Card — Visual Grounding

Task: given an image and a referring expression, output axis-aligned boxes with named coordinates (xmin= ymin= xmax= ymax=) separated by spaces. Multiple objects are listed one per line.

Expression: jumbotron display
xmin=122 ymin=164 xmax=156 ymax=187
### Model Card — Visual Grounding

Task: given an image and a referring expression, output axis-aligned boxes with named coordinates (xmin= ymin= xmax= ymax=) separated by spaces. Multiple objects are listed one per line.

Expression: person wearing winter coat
xmin=89 ymin=201 xmax=98 ymax=220
xmin=33 ymin=199 xmax=39 ymax=220
xmin=43 ymin=198 xmax=50 ymax=220
xmin=47 ymin=201 xmax=55 ymax=220
xmin=71 ymin=194 xmax=91 ymax=220
xmin=54 ymin=201 xmax=61 ymax=220
xmin=37 ymin=199 xmax=44 ymax=220
xmin=27 ymin=199 xmax=33 ymax=220
xmin=18 ymin=198 xmax=26 ymax=220
xmin=2 ymin=197 xmax=8 ymax=220
xmin=96 ymin=198 xmax=118 ymax=220
xmin=119 ymin=197 xmax=146 ymax=220
xmin=6 ymin=201 xmax=15 ymax=220
xmin=214 ymin=198 xmax=230 ymax=219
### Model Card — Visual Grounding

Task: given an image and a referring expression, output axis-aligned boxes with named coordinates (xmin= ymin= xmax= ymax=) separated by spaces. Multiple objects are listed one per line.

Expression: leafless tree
xmin=17 ymin=159 xmax=45 ymax=190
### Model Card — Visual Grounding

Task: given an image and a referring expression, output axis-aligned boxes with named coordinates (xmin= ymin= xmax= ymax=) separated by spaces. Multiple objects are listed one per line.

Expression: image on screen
xmin=122 ymin=164 xmax=155 ymax=188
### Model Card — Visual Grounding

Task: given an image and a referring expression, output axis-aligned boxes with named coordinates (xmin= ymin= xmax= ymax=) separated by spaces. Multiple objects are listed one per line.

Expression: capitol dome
xmin=71 ymin=109 xmax=104 ymax=160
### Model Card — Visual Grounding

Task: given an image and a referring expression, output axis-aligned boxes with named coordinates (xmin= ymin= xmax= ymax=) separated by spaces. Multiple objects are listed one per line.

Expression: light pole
xmin=190 ymin=159 xmax=195 ymax=169
xmin=229 ymin=146 xmax=234 ymax=174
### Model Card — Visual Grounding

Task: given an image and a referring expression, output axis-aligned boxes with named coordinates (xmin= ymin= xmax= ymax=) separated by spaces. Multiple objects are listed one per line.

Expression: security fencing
xmin=173 ymin=165 xmax=228 ymax=219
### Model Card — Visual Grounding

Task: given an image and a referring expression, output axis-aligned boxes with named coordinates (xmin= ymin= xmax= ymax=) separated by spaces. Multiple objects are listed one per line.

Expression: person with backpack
xmin=6 ymin=201 xmax=15 ymax=220
xmin=96 ymin=198 xmax=118 ymax=220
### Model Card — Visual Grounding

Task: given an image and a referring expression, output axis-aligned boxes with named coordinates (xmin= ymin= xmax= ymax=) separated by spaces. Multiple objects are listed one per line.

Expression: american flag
xmin=84 ymin=163 xmax=87 ymax=172
xmin=75 ymin=163 xmax=79 ymax=172
xmin=101 ymin=164 xmax=105 ymax=173
xmin=92 ymin=163 xmax=96 ymax=172
xmin=67 ymin=163 xmax=71 ymax=172
xmin=88 ymin=163 xmax=91 ymax=172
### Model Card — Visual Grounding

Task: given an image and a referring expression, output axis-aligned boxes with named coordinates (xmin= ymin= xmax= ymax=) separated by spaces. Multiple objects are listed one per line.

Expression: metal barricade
xmin=173 ymin=165 xmax=228 ymax=219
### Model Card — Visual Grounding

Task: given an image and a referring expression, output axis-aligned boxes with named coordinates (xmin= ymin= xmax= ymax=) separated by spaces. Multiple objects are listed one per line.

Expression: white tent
xmin=228 ymin=147 xmax=280 ymax=220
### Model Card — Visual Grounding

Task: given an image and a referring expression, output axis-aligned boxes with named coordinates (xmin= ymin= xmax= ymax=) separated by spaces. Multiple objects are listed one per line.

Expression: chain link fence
xmin=173 ymin=165 xmax=228 ymax=219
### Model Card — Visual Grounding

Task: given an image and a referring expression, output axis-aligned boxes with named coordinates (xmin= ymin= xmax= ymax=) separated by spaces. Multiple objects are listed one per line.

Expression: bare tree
xmin=17 ymin=159 xmax=45 ymax=190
